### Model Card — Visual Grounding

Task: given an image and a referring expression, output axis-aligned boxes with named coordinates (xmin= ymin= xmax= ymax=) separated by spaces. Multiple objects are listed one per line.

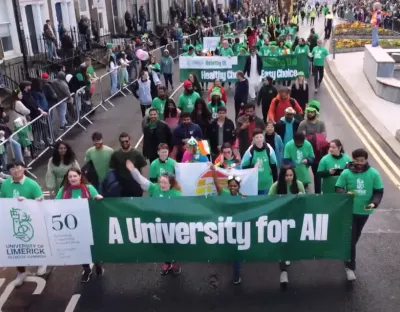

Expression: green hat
xmin=297 ymin=71 xmax=305 ymax=77
xmin=306 ymin=100 xmax=320 ymax=114
xmin=106 ymin=43 xmax=113 ymax=48
xmin=210 ymin=87 xmax=222 ymax=98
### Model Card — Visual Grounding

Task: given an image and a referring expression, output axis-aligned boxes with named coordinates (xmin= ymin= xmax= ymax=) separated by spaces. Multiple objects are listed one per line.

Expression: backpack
xmin=307 ymin=133 xmax=329 ymax=164
xmin=275 ymin=98 xmax=296 ymax=116
xmin=247 ymin=143 xmax=271 ymax=168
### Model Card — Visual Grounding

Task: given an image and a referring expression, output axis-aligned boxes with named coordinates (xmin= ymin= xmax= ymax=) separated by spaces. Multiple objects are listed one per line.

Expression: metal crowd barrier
xmin=0 ymin=19 xmax=253 ymax=178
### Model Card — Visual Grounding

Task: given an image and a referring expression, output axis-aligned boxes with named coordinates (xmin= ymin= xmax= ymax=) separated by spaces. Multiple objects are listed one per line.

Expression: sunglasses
xmin=120 ymin=140 xmax=129 ymax=144
xmin=227 ymin=175 xmax=241 ymax=183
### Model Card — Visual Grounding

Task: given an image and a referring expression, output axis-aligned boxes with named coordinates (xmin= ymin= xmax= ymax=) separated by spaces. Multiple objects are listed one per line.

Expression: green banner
xmin=179 ymin=54 xmax=310 ymax=82
xmin=90 ymin=194 xmax=352 ymax=263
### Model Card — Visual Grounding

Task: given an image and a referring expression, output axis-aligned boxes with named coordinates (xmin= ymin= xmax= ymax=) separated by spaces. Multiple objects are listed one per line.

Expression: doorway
xmin=25 ymin=5 xmax=39 ymax=55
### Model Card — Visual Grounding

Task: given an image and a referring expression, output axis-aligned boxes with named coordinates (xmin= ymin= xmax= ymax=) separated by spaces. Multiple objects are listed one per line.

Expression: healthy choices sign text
xmin=179 ymin=54 xmax=310 ymax=82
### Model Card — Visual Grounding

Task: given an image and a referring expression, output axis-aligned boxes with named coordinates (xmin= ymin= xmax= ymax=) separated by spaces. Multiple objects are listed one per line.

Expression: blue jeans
xmin=258 ymin=189 xmax=269 ymax=195
xmin=46 ymin=40 xmax=54 ymax=58
xmin=111 ymin=72 xmax=118 ymax=95
xmin=1 ymin=139 xmax=23 ymax=168
xmin=372 ymin=26 xmax=379 ymax=47
xmin=57 ymin=100 xmax=68 ymax=127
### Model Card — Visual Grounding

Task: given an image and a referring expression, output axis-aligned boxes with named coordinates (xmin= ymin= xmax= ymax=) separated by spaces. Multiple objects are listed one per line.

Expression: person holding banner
xmin=335 ymin=148 xmax=384 ymax=281
xmin=55 ymin=167 xmax=103 ymax=283
xmin=241 ymin=128 xmax=278 ymax=194
xmin=126 ymin=159 xmax=183 ymax=276
xmin=209 ymin=163 xmax=244 ymax=285
xmin=0 ymin=161 xmax=46 ymax=286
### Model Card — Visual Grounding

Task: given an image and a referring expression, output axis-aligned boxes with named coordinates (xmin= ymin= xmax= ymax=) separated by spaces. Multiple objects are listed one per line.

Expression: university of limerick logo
xmin=10 ymin=208 xmax=34 ymax=242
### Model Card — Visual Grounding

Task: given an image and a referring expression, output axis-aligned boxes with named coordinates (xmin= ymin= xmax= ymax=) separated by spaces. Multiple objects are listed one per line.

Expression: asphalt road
xmin=2 ymin=18 xmax=400 ymax=312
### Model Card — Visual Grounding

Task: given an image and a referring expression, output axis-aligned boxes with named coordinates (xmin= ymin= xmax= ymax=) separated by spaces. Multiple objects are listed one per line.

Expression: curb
xmin=326 ymin=56 xmax=400 ymax=159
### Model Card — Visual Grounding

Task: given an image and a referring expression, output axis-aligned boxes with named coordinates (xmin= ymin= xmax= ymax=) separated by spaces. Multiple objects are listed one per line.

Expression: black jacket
xmin=42 ymin=81 xmax=58 ymax=108
xmin=21 ymin=91 xmax=41 ymax=119
xmin=244 ymin=54 xmax=262 ymax=77
xmin=275 ymin=119 xmax=300 ymax=141
xmin=234 ymin=79 xmax=249 ymax=105
xmin=290 ymin=82 xmax=309 ymax=110
xmin=143 ymin=120 xmax=172 ymax=160
xmin=81 ymin=160 xmax=99 ymax=188
xmin=208 ymin=118 xmax=236 ymax=155
xmin=257 ymin=84 xmax=278 ymax=109
xmin=236 ymin=114 xmax=265 ymax=156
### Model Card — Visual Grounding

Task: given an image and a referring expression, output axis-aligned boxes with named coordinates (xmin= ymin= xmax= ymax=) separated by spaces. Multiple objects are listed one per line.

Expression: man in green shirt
xmin=259 ymin=39 xmax=271 ymax=56
xmin=85 ymin=132 xmax=114 ymax=192
xmin=335 ymin=148 xmax=384 ymax=282
xmin=0 ymin=161 xmax=46 ymax=287
xmin=177 ymin=80 xmax=200 ymax=113
xmin=311 ymin=39 xmax=329 ymax=93
xmin=151 ymin=86 xmax=168 ymax=119
xmin=149 ymin=143 xmax=177 ymax=182
xmin=182 ymin=45 xmax=196 ymax=57
xmin=283 ymin=132 xmax=315 ymax=191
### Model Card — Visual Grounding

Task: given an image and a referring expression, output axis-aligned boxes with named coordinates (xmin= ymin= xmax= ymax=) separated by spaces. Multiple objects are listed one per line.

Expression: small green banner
xmin=90 ymin=194 xmax=352 ymax=263
xmin=179 ymin=54 xmax=310 ymax=82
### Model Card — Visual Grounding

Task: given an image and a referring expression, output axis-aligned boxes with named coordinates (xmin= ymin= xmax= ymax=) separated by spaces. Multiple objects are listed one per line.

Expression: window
xmin=145 ymin=0 xmax=150 ymax=21
xmin=0 ymin=24 xmax=13 ymax=53
xmin=79 ymin=0 xmax=87 ymax=12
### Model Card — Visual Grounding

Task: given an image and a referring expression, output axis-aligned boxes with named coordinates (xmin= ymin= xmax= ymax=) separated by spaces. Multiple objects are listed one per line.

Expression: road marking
xmin=0 ymin=279 xmax=4 ymax=290
xmin=134 ymin=82 xmax=184 ymax=148
xmin=324 ymin=72 xmax=400 ymax=189
xmin=65 ymin=294 xmax=81 ymax=312
xmin=0 ymin=276 xmax=46 ymax=311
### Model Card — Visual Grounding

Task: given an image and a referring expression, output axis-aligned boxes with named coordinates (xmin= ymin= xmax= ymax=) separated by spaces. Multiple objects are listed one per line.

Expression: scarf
xmin=62 ymin=184 xmax=91 ymax=199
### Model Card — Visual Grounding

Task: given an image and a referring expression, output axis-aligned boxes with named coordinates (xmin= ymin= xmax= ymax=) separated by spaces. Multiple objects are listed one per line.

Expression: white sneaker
xmin=315 ymin=88 xmax=318 ymax=93
xmin=280 ymin=271 xmax=289 ymax=284
xmin=14 ymin=272 xmax=28 ymax=286
xmin=285 ymin=261 xmax=291 ymax=266
xmin=345 ymin=268 xmax=356 ymax=281
xmin=36 ymin=265 xmax=47 ymax=276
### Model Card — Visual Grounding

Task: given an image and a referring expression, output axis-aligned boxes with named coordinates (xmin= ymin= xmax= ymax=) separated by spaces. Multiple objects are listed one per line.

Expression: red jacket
xmin=267 ymin=95 xmax=303 ymax=122
xmin=207 ymin=85 xmax=227 ymax=103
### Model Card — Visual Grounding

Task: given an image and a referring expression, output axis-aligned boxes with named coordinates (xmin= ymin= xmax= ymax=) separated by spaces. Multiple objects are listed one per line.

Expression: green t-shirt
xmin=207 ymin=101 xmax=226 ymax=118
xmin=295 ymin=45 xmax=310 ymax=54
xmin=149 ymin=158 xmax=176 ymax=180
xmin=268 ymin=180 xmax=305 ymax=195
xmin=312 ymin=46 xmax=329 ymax=67
xmin=256 ymin=39 xmax=264 ymax=50
xmin=55 ymin=184 xmax=99 ymax=199
xmin=317 ymin=153 xmax=352 ymax=194
xmin=335 ymin=167 xmax=383 ymax=215
xmin=85 ymin=146 xmax=114 ymax=182
xmin=219 ymin=47 xmax=234 ymax=56
xmin=284 ymin=140 xmax=315 ymax=184
xmin=182 ymin=52 xmax=195 ymax=57
xmin=219 ymin=188 xmax=240 ymax=196
xmin=148 ymin=182 xmax=182 ymax=198
xmin=259 ymin=45 xmax=271 ymax=56
xmin=151 ymin=97 xmax=167 ymax=119
xmin=0 ymin=177 xmax=43 ymax=199
xmin=242 ymin=148 xmax=276 ymax=191
xmin=177 ymin=92 xmax=200 ymax=113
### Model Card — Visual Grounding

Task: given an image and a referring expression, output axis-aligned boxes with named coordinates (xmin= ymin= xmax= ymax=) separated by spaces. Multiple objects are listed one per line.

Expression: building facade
xmin=0 ymin=0 xmax=22 ymax=60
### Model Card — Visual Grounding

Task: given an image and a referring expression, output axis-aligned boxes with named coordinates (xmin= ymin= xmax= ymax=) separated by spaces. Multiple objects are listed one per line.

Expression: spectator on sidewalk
xmin=139 ymin=6 xmax=147 ymax=33
xmin=31 ymin=78 xmax=49 ymax=113
xmin=160 ymin=49 xmax=174 ymax=91
xmin=84 ymin=132 xmax=114 ymax=193
xmin=142 ymin=108 xmax=172 ymax=163
xmin=109 ymin=132 xmax=147 ymax=197
xmin=109 ymin=55 xmax=118 ymax=95
xmin=51 ymin=72 xmax=71 ymax=131
xmin=133 ymin=71 xmax=153 ymax=117
xmin=43 ymin=19 xmax=60 ymax=59
xmin=41 ymin=73 xmax=58 ymax=110
xmin=46 ymin=141 xmax=80 ymax=195
xmin=60 ymin=28 xmax=74 ymax=59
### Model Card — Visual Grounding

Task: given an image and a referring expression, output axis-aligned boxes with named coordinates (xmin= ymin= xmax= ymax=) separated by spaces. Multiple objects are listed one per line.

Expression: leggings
xmin=164 ymin=74 xmax=173 ymax=89
xmin=313 ymin=65 xmax=324 ymax=89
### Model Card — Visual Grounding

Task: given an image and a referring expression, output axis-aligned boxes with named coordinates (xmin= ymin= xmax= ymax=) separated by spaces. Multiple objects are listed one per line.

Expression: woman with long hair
xmin=188 ymin=72 xmax=202 ymax=96
xmin=209 ymin=163 xmax=244 ymax=285
xmin=55 ymin=168 xmax=103 ymax=283
xmin=163 ymin=98 xmax=181 ymax=130
xmin=264 ymin=121 xmax=284 ymax=169
xmin=268 ymin=166 xmax=305 ymax=286
xmin=317 ymin=139 xmax=351 ymax=194
xmin=190 ymin=98 xmax=211 ymax=139
xmin=109 ymin=55 xmax=118 ymax=95
xmin=31 ymin=78 xmax=49 ymax=112
xmin=125 ymin=159 xmax=183 ymax=275
xmin=46 ymin=141 xmax=80 ymax=195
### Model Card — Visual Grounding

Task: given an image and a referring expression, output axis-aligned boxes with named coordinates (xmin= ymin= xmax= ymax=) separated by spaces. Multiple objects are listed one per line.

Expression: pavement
xmin=2 ymin=18 xmax=400 ymax=312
